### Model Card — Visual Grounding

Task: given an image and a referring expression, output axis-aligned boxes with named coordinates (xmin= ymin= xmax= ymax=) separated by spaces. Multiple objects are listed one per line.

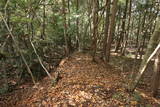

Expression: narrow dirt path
xmin=16 ymin=52 xmax=128 ymax=106
xmin=1 ymin=52 xmax=160 ymax=107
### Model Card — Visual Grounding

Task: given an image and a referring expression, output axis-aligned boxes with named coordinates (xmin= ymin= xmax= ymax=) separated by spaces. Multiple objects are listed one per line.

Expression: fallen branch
xmin=29 ymin=38 xmax=52 ymax=79
xmin=129 ymin=42 xmax=160 ymax=92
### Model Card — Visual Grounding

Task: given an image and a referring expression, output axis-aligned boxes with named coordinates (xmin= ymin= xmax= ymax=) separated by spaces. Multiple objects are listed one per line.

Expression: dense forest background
xmin=0 ymin=0 xmax=160 ymax=106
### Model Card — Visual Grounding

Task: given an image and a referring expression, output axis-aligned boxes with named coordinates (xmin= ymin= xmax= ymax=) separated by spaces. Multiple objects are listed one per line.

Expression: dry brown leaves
xmin=0 ymin=52 xmax=160 ymax=107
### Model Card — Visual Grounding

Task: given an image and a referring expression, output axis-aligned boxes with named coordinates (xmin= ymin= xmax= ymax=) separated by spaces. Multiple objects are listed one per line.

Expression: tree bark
xmin=129 ymin=17 xmax=160 ymax=92
xmin=76 ymin=0 xmax=81 ymax=51
xmin=152 ymin=48 xmax=160 ymax=97
xmin=62 ymin=0 xmax=70 ymax=56
xmin=139 ymin=10 xmax=147 ymax=59
xmin=103 ymin=0 xmax=110 ymax=63
xmin=91 ymin=0 xmax=99 ymax=61
xmin=121 ymin=0 xmax=132 ymax=55
xmin=67 ymin=0 xmax=72 ymax=53
xmin=105 ymin=0 xmax=118 ymax=62
xmin=42 ymin=1 xmax=46 ymax=39
xmin=115 ymin=0 xmax=128 ymax=53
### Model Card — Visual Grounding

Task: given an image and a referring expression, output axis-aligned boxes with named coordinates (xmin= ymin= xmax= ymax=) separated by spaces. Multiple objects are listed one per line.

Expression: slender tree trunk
xmin=103 ymin=0 xmax=110 ymax=63
xmin=67 ymin=0 xmax=70 ymax=27
xmin=139 ymin=11 xmax=147 ymax=59
xmin=76 ymin=0 xmax=81 ymax=51
xmin=121 ymin=0 xmax=132 ymax=55
xmin=115 ymin=0 xmax=128 ymax=53
xmin=31 ymin=16 xmax=34 ymax=39
xmin=129 ymin=17 xmax=160 ymax=92
xmin=42 ymin=1 xmax=46 ymax=39
xmin=62 ymin=0 xmax=70 ymax=56
xmin=129 ymin=16 xmax=134 ymax=48
xmin=135 ymin=14 xmax=142 ymax=59
xmin=114 ymin=7 xmax=121 ymax=51
xmin=140 ymin=34 xmax=147 ymax=59
xmin=92 ymin=0 xmax=99 ymax=61
xmin=6 ymin=9 xmax=10 ymax=28
xmin=87 ymin=0 xmax=92 ymax=43
xmin=135 ymin=14 xmax=141 ymax=48
xmin=152 ymin=48 xmax=160 ymax=97
xmin=67 ymin=0 xmax=72 ymax=53
xmin=105 ymin=0 xmax=118 ymax=62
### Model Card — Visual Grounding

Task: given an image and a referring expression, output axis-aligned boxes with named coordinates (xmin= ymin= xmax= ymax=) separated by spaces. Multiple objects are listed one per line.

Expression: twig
xmin=29 ymin=38 xmax=52 ymax=79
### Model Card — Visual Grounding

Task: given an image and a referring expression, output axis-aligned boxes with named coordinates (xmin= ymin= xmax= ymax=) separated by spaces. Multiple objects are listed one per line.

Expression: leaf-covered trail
xmin=1 ymin=52 xmax=160 ymax=106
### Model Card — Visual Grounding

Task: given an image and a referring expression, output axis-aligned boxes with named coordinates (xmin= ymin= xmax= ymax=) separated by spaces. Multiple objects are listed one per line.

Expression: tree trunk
xmin=67 ymin=0 xmax=73 ymax=53
xmin=152 ymin=48 xmax=160 ymax=97
xmin=135 ymin=14 xmax=141 ymax=48
xmin=114 ymin=7 xmax=121 ymax=52
xmin=42 ymin=2 xmax=46 ymax=39
xmin=129 ymin=17 xmax=160 ymax=92
xmin=62 ymin=0 xmax=70 ymax=56
xmin=139 ymin=11 xmax=147 ymax=59
xmin=121 ymin=0 xmax=132 ymax=55
xmin=135 ymin=14 xmax=142 ymax=59
xmin=115 ymin=0 xmax=128 ymax=53
xmin=31 ymin=16 xmax=34 ymax=39
xmin=140 ymin=34 xmax=147 ymax=59
xmin=76 ymin=0 xmax=81 ymax=51
xmin=105 ymin=0 xmax=118 ymax=62
xmin=103 ymin=0 xmax=110 ymax=63
xmin=91 ymin=0 xmax=99 ymax=61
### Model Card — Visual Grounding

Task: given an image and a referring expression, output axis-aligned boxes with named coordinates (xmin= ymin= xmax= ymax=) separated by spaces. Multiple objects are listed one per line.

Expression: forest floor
xmin=0 ymin=52 xmax=160 ymax=107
